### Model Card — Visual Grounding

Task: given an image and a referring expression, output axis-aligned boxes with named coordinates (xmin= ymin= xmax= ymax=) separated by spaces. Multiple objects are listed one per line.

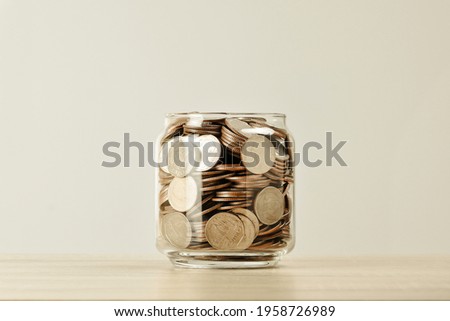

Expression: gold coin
xmin=161 ymin=212 xmax=192 ymax=249
xmin=231 ymin=208 xmax=259 ymax=238
xmin=168 ymin=176 xmax=199 ymax=212
xmin=241 ymin=135 xmax=275 ymax=174
xmin=205 ymin=212 xmax=244 ymax=250
xmin=254 ymin=186 xmax=284 ymax=225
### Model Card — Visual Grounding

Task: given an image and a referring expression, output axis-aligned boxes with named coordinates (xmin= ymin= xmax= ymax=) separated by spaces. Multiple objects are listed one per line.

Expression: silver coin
xmin=167 ymin=137 xmax=201 ymax=177
xmin=159 ymin=137 xmax=175 ymax=174
xmin=254 ymin=186 xmax=284 ymax=225
xmin=161 ymin=212 xmax=192 ymax=248
xmin=231 ymin=208 xmax=260 ymax=238
xmin=241 ymin=135 xmax=276 ymax=174
xmin=225 ymin=118 xmax=254 ymax=138
xmin=235 ymin=214 xmax=256 ymax=250
xmin=168 ymin=176 xmax=199 ymax=212
xmin=205 ymin=212 xmax=245 ymax=250
xmin=194 ymin=135 xmax=222 ymax=171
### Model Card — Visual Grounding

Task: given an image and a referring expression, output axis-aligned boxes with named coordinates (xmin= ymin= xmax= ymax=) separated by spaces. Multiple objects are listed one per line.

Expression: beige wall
xmin=1 ymin=0 xmax=449 ymax=255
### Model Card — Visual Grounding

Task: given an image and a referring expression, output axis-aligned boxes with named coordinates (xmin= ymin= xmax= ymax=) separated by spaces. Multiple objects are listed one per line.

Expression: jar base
xmin=167 ymin=251 xmax=283 ymax=269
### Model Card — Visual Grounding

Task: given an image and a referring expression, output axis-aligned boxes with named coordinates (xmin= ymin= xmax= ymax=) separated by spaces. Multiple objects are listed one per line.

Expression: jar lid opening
xmin=166 ymin=112 xmax=286 ymax=118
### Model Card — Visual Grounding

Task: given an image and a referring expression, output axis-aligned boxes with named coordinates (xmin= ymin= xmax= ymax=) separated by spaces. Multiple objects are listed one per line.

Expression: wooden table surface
xmin=0 ymin=255 xmax=449 ymax=300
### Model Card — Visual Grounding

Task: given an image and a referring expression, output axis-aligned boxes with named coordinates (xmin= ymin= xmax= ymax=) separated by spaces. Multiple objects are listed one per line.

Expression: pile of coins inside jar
xmin=158 ymin=116 xmax=294 ymax=251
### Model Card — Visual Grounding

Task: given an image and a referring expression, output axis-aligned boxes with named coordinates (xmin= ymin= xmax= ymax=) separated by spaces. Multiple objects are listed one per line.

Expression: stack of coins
xmin=159 ymin=116 xmax=293 ymax=251
xmin=184 ymin=122 xmax=222 ymax=137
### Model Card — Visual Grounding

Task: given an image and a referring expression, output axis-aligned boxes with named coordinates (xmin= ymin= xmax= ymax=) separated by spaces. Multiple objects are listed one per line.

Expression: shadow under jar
xmin=156 ymin=112 xmax=295 ymax=268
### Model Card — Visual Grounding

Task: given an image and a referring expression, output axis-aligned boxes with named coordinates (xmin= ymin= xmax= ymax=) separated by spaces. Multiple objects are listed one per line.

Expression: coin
xmin=159 ymin=138 xmax=174 ymax=174
xmin=218 ymin=202 xmax=252 ymax=210
xmin=215 ymin=190 xmax=254 ymax=197
xmin=186 ymin=194 xmax=214 ymax=215
xmin=221 ymin=127 xmax=246 ymax=156
xmin=214 ymin=164 xmax=246 ymax=171
xmin=167 ymin=139 xmax=201 ymax=177
xmin=221 ymin=126 xmax=246 ymax=141
xmin=257 ymin=221 xmax=284 ymax=237
xmin=254 ymin=186 xmax=284 ymax=225
xmin=201 ymin=169 xmax=226 ymax=177
xmin=235 ymin=214 xmax=256 ymax=250
xmin=159 ymin=185 xmax=169 ymax=204
xmin=212 ymin=197 xmax=249 ymax=202
xmin=194 ymin=135 xmax=222 ymax=171
xmin=231 ymin=208 xmax=259 ymax=238
xmin=159 ymin=169 xmax=174 ymax=185
xmin=225 ymin=174 xmax=265 ymax=181
xmin=241 ymin=135 xmax=276 ymax=174
xmin=231 ymin=179 xmax=271 ymax=189
xmin=248 ymin=119 xmax=288 ymax=139
xmin=205 ymin=212 xmax=245 ymax=250
xmin=220 ymin=126 xmax=246 ymax=153
xmin=225 ymin=118 xmax=254 ymax=138
xmin=184 ymin=122 xmax=222 ymax=136
xmin=263 ymin=171 xmax=285 ymax=182
xmin=202 ymin=172 xmax=233 ymax=184
xmin=168 ymin=176 xmax=199 ymax=212
xmin=160 ymin=202 xmax=174 ymax=214
xmin=282 ymin=183 xmax=291 ymax=197
xmin=187 ymin=201 xmax=222 ymax=220
xmin=201 ymin=181 xmax=231 ymax=192
xmin=161 ymin=212 xmax=192 ymax=248
xmin=233 ymin=183 xmax=271 ymax=190
xmin=190 ymin=221 xmax=207 ymax=230
xmin=161 ymin=117 xmax=187 ymax=143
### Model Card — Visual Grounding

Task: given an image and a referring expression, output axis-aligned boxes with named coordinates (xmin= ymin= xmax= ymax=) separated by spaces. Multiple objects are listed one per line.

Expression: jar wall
xmin=156 ymin=112 xmax=295 ymax=268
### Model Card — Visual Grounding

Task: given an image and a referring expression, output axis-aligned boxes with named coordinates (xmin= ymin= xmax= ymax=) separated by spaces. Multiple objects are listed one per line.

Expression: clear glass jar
xmin=156 ymin=112 xmax=295 ymax=268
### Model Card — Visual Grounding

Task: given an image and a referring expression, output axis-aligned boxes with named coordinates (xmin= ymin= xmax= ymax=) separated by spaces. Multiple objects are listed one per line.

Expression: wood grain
xmin=0 ymin=255 xmax=449 ymax=300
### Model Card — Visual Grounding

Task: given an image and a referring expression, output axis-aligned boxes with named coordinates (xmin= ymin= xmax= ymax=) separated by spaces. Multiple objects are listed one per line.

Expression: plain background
xmin=0 ymin=0 xmax=449 ymax=256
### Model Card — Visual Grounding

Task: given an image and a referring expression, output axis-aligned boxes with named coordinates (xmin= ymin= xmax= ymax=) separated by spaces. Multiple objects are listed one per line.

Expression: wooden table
xmin=0 ymin=255 xmax=449 ymax=300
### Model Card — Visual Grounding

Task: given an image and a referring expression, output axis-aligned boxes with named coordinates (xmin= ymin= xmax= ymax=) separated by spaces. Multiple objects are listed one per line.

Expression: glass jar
xmin=156 ymin=112 xmax=295 ymax=268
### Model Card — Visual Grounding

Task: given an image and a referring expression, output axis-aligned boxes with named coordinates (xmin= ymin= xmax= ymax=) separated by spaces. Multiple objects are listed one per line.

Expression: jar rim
xmin=166 ymin=112 xmax=286 ymax=118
